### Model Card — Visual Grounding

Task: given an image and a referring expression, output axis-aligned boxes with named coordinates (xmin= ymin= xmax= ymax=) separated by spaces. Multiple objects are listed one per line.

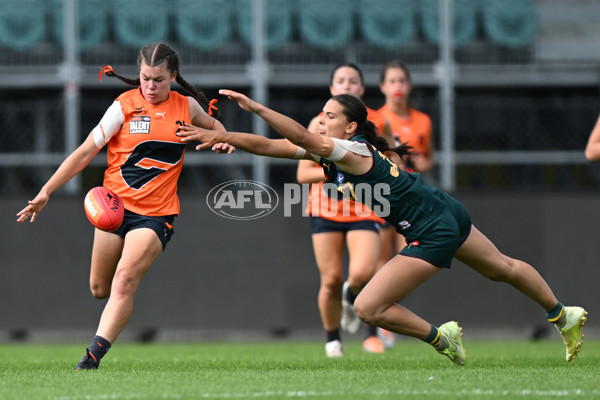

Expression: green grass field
xmin=1 ymin=339 xmax=598 ymax=400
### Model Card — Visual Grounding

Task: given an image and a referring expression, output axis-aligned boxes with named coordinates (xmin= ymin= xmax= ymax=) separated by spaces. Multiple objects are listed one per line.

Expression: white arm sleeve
xmin=328 ymin=138 xmax=373 ymax=161
xmin=92 ymin=101 xmax=125 ymax=148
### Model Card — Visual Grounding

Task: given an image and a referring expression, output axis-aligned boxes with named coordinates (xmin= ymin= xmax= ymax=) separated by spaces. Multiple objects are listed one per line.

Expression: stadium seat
xmin=0 ymin=0 xmax=45 ymax=51
xmin=235 ymin=0 xmax=292 ymax=50
xmin=481 ymin=0 xmax=537 ymax=48
xmin=419 ymin=0 xmax=478 ymax=48
xmin=298 ymin=0 xmax=354 ymax=50
xmin=113 ymin=0 xmax=169 ymax=49
xmin=174 ymin=0 xmax=232 ymax=51
xmin=51 ymin=0 xmax=108 ymax=51
xmin=358 ymin=0 xmax=415 ymax=50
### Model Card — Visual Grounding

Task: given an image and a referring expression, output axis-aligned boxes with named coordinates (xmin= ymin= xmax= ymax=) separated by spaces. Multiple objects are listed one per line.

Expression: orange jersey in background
xmin=103 ymin=88 xmax=190 ymax=216
xmin=367 ymin=106 xmax=386 ymax=136
xmin=305 ymin=179 xmax=385 ymax=224
xmin=378 ymin=104 xmax=432 ymax=160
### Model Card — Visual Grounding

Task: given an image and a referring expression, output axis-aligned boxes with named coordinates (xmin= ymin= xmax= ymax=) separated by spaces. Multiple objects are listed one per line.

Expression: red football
xmin=84 ymin=186 xmax=124 ymax=232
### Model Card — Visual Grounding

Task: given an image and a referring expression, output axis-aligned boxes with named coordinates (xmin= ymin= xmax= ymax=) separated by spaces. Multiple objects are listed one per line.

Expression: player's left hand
xmin=177 ymin=123 xmax=224 ymax=151
xmin=212 ymin=143 xmax=235 ymax=154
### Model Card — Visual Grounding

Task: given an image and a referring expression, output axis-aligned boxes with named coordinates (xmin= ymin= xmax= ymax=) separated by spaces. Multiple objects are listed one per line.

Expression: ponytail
xmin=330 ymin=94 xmax=413 ymax=164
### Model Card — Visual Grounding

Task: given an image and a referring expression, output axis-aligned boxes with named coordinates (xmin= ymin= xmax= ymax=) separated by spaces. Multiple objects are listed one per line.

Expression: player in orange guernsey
xmin=16 ymin=43 xmax=232 ymax=370
xmin=297 ymin=63 xmax=395 ymax=356
xmin=377 ymin=60 xmax=435 ymax=282
xmin=379 ymin=60 xmax=433 ymax=174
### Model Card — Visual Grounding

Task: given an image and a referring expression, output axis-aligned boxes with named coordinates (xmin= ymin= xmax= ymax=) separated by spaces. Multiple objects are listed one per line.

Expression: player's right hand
xmin=16 ymin=192 xmax=49 ymax=223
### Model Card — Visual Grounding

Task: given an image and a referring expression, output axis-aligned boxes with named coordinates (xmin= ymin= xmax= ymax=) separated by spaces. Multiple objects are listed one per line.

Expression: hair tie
xmin=208 ymin=98 xmax=218 ymax=116
xmin=98 ymin=65 xmax=115 ymax=81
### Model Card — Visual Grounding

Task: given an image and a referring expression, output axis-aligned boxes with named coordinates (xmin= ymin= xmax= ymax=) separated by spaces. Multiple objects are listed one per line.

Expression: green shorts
xmin=400 ymin=191 xmax=471 ymax=268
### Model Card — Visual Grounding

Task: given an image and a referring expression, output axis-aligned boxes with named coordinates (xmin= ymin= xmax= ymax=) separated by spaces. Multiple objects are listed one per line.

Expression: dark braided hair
xmin=101 ymin=42 xmax=220 ymax=118
xmin=330 ymin=94 xmax=412 ymax=163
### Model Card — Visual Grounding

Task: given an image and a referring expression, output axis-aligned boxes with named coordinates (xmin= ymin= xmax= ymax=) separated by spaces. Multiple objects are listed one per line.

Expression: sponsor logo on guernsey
xmin=156 ymin=111 xmax=166 ymax=119
xmin=130 ymin=116 xmax=150 ymax=134
xmin=133 ymin=106 xmax=146 ymax=114
xmin=399 ymin=220 xmax=411 ymax=230
xmin=206 ymin=180 xmax=279 ymax=220
xmin=337 ymin=173 xmax=344 ymax=183
xmin=408 ymin=240 xmax=420 ymax=247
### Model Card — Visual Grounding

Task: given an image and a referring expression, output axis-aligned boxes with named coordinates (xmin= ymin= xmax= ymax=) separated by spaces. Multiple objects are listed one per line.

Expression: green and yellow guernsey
xmin=319 ymin=135 xmax=462 ymax=245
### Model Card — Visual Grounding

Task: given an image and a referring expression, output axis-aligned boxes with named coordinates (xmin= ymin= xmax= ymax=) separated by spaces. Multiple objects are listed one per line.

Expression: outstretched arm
xmin=218 ymin=89 xmax=335 ymax=157
xmin=177 ymin=123 xmax=315 ymax=160
xmin=218 ymin=89 xmax=373 ymax=175
xmin=182 ymin=90 xmax=374 ymax=175
xmin=17 ymin=133 xmax=102 ymax=223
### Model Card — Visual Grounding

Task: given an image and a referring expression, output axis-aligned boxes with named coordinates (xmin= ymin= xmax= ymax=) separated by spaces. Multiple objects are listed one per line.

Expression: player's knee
xmin=111 ymin=270 xmax=139 ymax=297
xmin=321 ymin=274 xmax=343 ymax=293
xmin=347 ymin=270 xmax=372 ymax=288
xmin=90 ymin=282 xmax=110 ymax=299
xmin=354 ymin=295 xmax=377 ymax=325
xmin=483 ymin=257 xmax=518 ymax=282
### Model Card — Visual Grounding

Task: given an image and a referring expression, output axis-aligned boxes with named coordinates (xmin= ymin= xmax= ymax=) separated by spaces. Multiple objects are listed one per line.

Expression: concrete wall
xmin=2 ymin=192 xmax=598 ymax=342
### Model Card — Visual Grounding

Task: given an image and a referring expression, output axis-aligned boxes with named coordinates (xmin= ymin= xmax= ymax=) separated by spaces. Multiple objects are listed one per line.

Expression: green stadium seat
xmin=113 ymin=0 xmax=169 ymax=49
xmin=298 ymin=0 xmax=354 ymax=50
xmin=174 ymin=0 xmax=232 ymax=51
xmin=358 ymin=0 xmax=415 ymax=50
xmin=51 ymin=0 xmax=108 ymax=51
xmin=419 ymin=0 xmax=478 ymax=48
xmin=235 ymin=0 xmax=292 ymax=50
xmin=0 ymin=0 xmax=45 ymax=51
xmin=481 ymin=0 xmax=537 ymax=48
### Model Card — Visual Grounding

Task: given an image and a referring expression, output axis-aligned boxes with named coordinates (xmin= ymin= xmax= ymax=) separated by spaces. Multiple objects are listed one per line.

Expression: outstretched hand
xmin=177 ymin=123 xmax=230 ymax=152
xmin=218 ymin=89 xmax=262 ymax=113
xmin=16 ymin=192 xmax=49 ymax=223
xmin=212 ymin=143 xmax=235 ymax=154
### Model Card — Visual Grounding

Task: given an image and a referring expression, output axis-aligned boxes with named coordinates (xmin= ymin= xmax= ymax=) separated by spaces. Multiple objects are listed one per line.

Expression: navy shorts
xmin=311 ymin=217 xmax=382 ymax=234
xmin=112 ymin=209 xmax=175 ymax=250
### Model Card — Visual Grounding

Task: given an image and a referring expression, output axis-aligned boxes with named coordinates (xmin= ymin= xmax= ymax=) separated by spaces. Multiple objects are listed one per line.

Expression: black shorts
xmin=112 ymin=209 xmax=175 ymax=250
xmin=311 ymin=217 xmax=382 ymax=234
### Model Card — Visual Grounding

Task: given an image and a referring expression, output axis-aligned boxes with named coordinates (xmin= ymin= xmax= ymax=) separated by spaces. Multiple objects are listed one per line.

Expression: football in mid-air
xmin=84 ymin=186 xmax=124 ymax=232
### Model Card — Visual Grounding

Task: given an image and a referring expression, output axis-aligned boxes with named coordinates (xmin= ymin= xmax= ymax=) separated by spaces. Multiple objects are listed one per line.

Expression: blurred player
xmin=179 ymin=90 xmax=588 ymax=366
xmin=17 ymin=42 xmax=232 ymax=370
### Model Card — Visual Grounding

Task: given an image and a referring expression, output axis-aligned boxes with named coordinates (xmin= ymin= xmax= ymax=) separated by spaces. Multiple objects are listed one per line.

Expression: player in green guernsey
xmin=177 ymin=90 xmax=587 ymax=366
xmin=320 ymin=134 xmax=471 ymax=269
